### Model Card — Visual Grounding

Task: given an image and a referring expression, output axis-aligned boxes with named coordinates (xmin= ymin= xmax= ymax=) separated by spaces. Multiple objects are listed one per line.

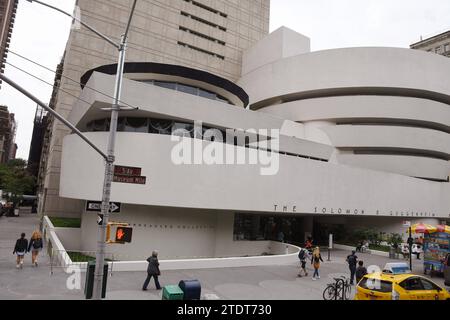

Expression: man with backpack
xmin=346 ymin=250 xmax=358 ymax=285
xmin=298 ymin=248 xmax=309 ymax=277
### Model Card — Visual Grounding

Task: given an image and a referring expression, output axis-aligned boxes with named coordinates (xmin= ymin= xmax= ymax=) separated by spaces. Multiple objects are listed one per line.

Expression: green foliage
xmin=339 ymin=227 xmax=383 ymax=246
xmin=387 ymin=233 xmax=403 ymax=248
xmin=67 ymin=252 xmax=113 ymax=262
xmin=0 ymin=159 xmax=35 ymax=206
xmin=49 ymin=217 xmax=81 ymax=228
xmin=368 ymin=244 xmax=391 ymax=252
xmin=68 ymin=252 xmax=95 ymax=262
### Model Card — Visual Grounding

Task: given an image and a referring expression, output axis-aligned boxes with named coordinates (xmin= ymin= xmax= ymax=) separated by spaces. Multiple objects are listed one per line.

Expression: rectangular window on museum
xmin=445 ymin=44 xmax=450 ymax=52
xmin=435 ymin=46 xmax=442 ymax=54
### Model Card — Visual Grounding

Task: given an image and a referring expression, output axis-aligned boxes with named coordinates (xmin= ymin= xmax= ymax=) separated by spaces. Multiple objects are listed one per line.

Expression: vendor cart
xmin=411 ymin=223 xmax=450 ymax=276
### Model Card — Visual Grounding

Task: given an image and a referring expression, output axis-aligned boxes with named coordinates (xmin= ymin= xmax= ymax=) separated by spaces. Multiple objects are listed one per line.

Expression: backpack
xmin=33 ymin=238 xmax=42 ymax=249
xmin=347 ymin=254 xmax=357 ymax=266
xmin=298 ymin=249 xmax=306 ymax=261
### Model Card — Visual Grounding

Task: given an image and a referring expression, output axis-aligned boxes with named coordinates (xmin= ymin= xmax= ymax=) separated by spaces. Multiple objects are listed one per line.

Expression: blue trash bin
xmin=178 ymin=280 xmax=201 ymax=300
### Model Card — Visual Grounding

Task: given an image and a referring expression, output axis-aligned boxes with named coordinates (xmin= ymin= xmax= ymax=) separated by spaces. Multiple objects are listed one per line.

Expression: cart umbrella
xmin=436 ymin=225 xmax=450 ymax=234
xmin=411 ymin=223 xmax=437 ymax=234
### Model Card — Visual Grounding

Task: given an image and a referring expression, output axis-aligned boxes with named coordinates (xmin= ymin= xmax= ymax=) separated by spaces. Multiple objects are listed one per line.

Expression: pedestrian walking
xmin=311 ymin=247 xmax=323 ymax=280
xmin=346 ymin=250 xmax=358 ymax=285
xmin=305 ymin=237 xmax=313 ymax=253
xmin=412 ymin=244 xmax=422 ymax=260
xmin=142 ymin=250 xmax=162 ymax=290
xmin=355 ymin=260 xmax=367 ymax=284
xmin=277 ymin=230 xmax=285 ymax=243
xmin=28 ymin=230 xmax=43 ymax=267
xmin=13 ymin=233 xmax=28 ymax=269
xmin=297 ymin=248 xmax=309 ymax=277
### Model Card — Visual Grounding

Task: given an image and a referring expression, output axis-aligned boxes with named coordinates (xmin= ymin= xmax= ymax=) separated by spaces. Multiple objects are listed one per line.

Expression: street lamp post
xmin=24 ymin=0 xmax=138 ymax=300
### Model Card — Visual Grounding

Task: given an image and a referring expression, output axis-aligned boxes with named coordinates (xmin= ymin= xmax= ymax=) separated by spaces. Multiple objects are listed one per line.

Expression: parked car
xmin=383 ymin=262 xmax=411 ymax=275
xmin=354 ymin=272 xmax=450 ymax=300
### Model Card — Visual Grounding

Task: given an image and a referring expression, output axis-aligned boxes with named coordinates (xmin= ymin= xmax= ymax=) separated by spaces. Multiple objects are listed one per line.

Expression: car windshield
xmin=359 ymin=278 xmax=393 ymax=293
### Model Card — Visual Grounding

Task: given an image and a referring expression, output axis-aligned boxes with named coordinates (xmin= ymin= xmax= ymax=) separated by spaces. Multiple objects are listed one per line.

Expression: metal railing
xmin=48 ymin=248 xmax=115 ymax=276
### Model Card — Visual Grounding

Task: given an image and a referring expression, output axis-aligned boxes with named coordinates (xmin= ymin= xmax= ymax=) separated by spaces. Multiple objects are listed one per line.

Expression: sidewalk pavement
xmin=0 ymin=212 xmax=447 ymax=300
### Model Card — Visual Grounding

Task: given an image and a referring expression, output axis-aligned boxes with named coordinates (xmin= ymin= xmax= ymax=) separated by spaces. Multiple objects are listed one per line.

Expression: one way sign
xmin=86 ymin=201 xmax=121 ymax=213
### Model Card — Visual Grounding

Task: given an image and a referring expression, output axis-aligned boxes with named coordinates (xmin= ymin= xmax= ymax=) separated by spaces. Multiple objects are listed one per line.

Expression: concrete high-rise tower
xmin=0 ymin=0 xmax=18 ymax=89
xmin=39 ymin=0 xmax=270 ymax=217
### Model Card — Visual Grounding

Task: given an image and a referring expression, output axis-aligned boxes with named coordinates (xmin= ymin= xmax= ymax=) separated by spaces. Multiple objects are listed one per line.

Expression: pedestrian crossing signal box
xmin=115 ymin=226 xmax=133 ymax=243
xmin=106 ymin=222 xmax=133 ymax=244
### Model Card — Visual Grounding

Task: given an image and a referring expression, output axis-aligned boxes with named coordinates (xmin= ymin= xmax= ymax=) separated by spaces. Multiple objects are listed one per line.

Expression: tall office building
xmin=0 ymin=105 xmax=17 ymax=163
xmin=0 ymin=0 xmax=18 ymax=88
xmin=410 ymin=30 xmax=450 ymax=58
xmin=40 ymin=0 xmax=270 ymax=217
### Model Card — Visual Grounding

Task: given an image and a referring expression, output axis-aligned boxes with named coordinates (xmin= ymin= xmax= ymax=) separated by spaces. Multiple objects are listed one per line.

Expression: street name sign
xmin=113 ymin=165 xmax=147 ymax=185
xmin=86 ymin=201 xmax=121 ymax=213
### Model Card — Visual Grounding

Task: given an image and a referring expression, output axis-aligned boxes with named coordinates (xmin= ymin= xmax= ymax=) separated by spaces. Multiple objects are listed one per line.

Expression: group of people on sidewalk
xmin=13 ymin=231 xmax=44 ymax=269
xmin=13 ymin=230 xmax=163 ymax=292
xmin=297 ymin=246 xmax=325 ymax=280
xmin=297 ymin=241 xmax=368 ymax=285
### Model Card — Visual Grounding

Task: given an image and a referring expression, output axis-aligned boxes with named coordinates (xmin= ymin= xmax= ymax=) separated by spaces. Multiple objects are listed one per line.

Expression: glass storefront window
xmin=116 ymin=117 xmax=126 ymax=132
xmin=125 ymin=118 xmax=148 ymax=133
xmin=92 ymin=119 xmax=108 ymax=132
xmin=149 ymin=118 xmax=173 ymax=135
xmin=172 ymin=122 xmax=194 ymax=137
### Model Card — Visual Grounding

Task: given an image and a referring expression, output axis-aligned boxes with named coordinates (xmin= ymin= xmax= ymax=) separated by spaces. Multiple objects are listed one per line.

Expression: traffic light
xmin=115 ymin=226 xmax=133 ymax=243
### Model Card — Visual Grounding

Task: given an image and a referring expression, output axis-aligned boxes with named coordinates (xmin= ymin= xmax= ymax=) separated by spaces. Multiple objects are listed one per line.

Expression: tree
xmin=0 ymin=159 xmax=35 ymax=208
xmin=387 ymin=233 xmax=403 ymax=250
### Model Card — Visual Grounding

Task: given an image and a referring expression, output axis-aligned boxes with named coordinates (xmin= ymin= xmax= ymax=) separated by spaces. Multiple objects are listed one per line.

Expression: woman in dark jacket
xmin=13 ymin=233 xmax=28 ymax=269
xmin=142 ymin=250 xmax=162 ymax=290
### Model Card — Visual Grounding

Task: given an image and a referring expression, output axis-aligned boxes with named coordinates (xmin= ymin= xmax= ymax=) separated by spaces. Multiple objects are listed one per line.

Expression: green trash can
xmin=85 ymin=260 xmax=108 ymax=299
xmin=162 ymin=285 xmax=184 ymax=300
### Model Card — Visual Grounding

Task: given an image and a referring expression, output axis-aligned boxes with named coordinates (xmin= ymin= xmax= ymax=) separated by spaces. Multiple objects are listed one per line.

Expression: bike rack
xmin=334 ymin=278 xmax=347 ymax=300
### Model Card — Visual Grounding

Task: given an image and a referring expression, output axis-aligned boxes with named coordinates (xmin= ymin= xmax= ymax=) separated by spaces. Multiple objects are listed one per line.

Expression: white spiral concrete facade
xmin=239 ymin=30 xmax=450 ymax=181
xmin=56 ymin=27 xmax=450 ymax=260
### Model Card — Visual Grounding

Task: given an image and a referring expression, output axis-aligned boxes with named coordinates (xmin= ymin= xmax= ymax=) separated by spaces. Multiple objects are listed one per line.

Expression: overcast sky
xmin=1 ymin=0 xmax=450 ymax=160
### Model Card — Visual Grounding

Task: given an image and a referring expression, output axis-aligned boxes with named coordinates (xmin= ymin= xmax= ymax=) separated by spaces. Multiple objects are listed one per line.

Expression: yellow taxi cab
xmin=354 ymin=272 xmax=450 ymax=300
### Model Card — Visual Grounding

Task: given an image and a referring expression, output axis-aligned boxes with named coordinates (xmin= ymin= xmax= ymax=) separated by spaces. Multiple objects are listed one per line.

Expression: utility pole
xmin=408 ymin=227 xmax=413 ymax=272
xmin=24 ymin=0 xmax=139 ymax=300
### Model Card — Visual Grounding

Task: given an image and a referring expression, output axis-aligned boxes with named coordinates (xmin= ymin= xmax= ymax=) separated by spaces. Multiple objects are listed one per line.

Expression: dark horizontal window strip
xmin=80 ymin=62 xmax=249 ymax=106
xmin=138 ymin=79 xmax=231 ymax=104
xmin=85 ymin=117 xmax=327 ymax=162
xmin=183 ymin=0 xmax=228 ymax=17
xmin=336 ymin=118 xmax=450 ymax=135
xmin=181 ymin=11 xmax=226 ymax=31
xmin=350 ymin=147 xmax=450 ymax=161
xmin=250 ymin=87 xmax=450 ymax=111
xmin=415 ymin=177 xmax=449 ymax=183
xmin=178 ymin=41 xmax=225 ymax=60
xmin=179 ymin=26 xmax=226 ymax=45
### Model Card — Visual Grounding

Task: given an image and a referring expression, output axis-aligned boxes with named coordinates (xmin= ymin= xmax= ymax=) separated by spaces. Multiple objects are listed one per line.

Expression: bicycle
xmin=323 ymin=276 xmax=352 ymax=300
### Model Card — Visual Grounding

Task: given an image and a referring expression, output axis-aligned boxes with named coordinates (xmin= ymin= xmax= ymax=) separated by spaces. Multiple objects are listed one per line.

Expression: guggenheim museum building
xmin=54 ymin=26 xmax=450 ymax=260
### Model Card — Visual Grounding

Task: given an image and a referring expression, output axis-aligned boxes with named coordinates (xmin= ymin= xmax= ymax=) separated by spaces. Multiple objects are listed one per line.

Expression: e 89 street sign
xmin=86 ymin=201 xmax=121 ymax=213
